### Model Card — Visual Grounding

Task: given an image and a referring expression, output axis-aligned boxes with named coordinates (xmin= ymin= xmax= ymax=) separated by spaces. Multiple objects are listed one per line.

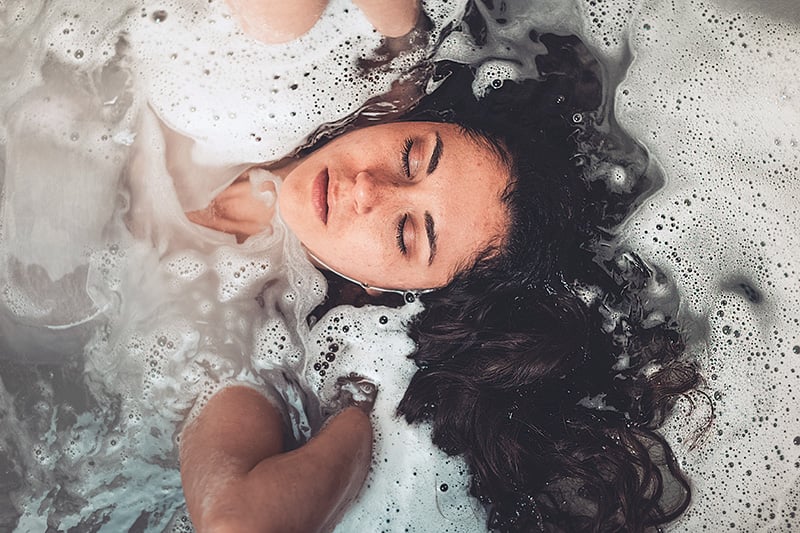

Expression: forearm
xmin=180 ymin=386 xmax=373 ymax=533
xmin=228 ymin=0 xmax=421 ymax=44
xmin=179 ymin=387 xmax=286 ymax=532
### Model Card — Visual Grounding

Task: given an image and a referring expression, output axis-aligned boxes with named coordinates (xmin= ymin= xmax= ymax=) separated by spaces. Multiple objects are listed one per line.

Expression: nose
xmin=352 ymin=171 xmax=385 ymax=214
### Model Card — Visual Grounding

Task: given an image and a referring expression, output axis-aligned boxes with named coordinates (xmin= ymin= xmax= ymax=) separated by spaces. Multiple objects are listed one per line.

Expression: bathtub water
xmin=439 ymin=0 xmax=800 ymax=529
xmin=1 ymin=1 xmax=490 ymax=531
xmin=1 ymin=0 xmax=799 ymax=532
xmin=610 ymin=2 xmax=800 ymax=530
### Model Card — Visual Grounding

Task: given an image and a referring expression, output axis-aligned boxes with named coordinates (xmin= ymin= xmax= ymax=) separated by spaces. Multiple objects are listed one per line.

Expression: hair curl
xmin=397 ymin=34 xmax=702 ymax=532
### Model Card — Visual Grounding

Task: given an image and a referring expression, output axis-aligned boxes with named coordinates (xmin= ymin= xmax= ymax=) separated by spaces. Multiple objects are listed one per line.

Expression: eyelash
xmin=396 ymin=138 xmax=415 ymax=256
xmin=402 ymin=137 xmax=414 ymax=177
xmin=396 ymin=213 xmax=408 ymax=255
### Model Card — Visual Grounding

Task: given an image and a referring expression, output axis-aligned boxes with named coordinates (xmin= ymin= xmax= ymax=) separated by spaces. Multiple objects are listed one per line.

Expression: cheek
xmin=331 ymin=229 xmax=378 ymax=263
xmin=278 ymin=176 xmax=315 ymax=234
xmin=325 ymin=230 xmax=394 ymax=279
xmin=277 ymin=191 xmax=302 ymax=236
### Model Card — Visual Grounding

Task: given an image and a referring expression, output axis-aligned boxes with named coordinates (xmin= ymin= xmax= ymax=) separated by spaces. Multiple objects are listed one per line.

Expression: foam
xmin=610 ymin=1 xmax=800 ymax=529
xmin=439 ymin=1 xmax=800 ymax=529
xmin=1 ymin=0 xmax=799 ymax=531
xmin=124 ymin=0 xmax=469 ymax=166
xmin=1 ymin=0 xmax=483 ymax=530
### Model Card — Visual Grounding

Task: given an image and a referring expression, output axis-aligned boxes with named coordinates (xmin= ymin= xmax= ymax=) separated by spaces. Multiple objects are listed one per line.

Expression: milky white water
xmin=1 ymin=0 xmax=799 ymax=531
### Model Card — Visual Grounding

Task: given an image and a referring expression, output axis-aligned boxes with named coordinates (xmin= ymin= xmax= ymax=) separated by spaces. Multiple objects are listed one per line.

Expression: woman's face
xmin=278 ymin=121 xmax=510 ymax=290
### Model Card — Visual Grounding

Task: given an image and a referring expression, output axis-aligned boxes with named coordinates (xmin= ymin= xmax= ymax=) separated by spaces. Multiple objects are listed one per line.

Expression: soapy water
xmin=0 ymin=1 xmax=799 ymax=532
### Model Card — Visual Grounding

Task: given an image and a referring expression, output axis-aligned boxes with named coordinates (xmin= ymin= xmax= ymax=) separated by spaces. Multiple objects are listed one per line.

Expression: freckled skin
xmin=276 ymin=121 xmax=510 ymax=291
xmin=188 ymin=122 xmax=511 ymax=291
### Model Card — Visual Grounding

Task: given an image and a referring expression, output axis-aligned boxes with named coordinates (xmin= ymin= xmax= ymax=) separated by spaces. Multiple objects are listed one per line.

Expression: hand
xmin=186 ymin=169 xmax=276 ymax=243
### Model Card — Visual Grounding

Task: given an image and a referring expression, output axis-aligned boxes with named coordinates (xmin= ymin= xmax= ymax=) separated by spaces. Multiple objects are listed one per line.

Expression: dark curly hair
xmin=396 ymin=34 xmax=702 ymax=532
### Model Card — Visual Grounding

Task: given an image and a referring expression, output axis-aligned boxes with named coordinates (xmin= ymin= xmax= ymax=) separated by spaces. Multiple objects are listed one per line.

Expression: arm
xmin=225 ymin=0 xmax=329 ymax=44
xmin=180 ymin=386 xmax=373 ymax=533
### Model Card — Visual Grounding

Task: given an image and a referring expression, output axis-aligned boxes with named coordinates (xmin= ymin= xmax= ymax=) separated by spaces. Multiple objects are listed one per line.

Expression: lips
xmin=312 ymin=169 xmax=329 ymax=224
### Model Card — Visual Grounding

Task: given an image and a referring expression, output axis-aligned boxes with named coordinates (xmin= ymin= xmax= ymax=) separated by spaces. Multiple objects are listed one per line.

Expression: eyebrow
xmin=425 ymin=211 xmax=437 ymax=266
xmin=427 ymin=132 xmax=443 ymax=175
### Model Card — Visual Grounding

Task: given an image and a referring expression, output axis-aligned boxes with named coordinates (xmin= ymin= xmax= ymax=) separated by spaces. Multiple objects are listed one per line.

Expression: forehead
xmin=412 ymin=122 xmax=511 ymax=280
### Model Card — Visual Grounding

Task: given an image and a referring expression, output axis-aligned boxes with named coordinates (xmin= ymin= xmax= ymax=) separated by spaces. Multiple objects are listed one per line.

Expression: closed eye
xmin=396 ymin=213 xmax=408 ymax=255
xmin=402 ymin=137 xmax=413 ymax=178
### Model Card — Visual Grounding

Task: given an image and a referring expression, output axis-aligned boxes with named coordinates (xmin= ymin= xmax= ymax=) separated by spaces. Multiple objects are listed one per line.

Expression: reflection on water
xmin=1 ymin=0 xmax=799 ymax=531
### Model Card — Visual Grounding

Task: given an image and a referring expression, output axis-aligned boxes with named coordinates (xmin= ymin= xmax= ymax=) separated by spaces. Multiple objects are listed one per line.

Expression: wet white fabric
xmin=0 ymin=0 xmax=483 ymax=531
xmin=3 ymin=0 xmax=799 ymax=531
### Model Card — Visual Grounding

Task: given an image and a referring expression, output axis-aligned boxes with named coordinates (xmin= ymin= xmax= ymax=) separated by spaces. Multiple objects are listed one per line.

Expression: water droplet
xmin=439 ymin=483 xmax=449 ymax=492
xmin=70 ymin=132 xmax=79 ymax=141
xmin=152 ymin=10 xmax=168 ymax=22
xmin=379 ymin=315 xmax=388 ymax=324
xmin=74 ymin=49 xmax=84 ymax=59
xmin=157 ymin=336 xmax=167 ymax=347
xmin=325 ymin=353 xmax=336 ymax=362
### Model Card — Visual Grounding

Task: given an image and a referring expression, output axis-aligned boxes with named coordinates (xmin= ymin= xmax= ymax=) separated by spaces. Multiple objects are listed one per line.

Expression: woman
xmin=178 ymin=3 xmax=701 ymax=533
xmin=176 ymin=1 xmax=515 ymax=531
xmin=178 ymin=107 xmax=514 ymax=533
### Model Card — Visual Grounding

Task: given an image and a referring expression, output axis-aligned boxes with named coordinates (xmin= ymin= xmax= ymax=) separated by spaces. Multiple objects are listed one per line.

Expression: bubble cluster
xmin=2 ymin=0 xmax=798 ymax=531
xmin=302 ymin=302 xmax=484 ymax=531
xmin=425 ymin=0 xmax=800 ymax=529
xmin=598 ymin=0 xmax=800 ymax=530
xmin=214 ymin=251 xmax=272 ymax=301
